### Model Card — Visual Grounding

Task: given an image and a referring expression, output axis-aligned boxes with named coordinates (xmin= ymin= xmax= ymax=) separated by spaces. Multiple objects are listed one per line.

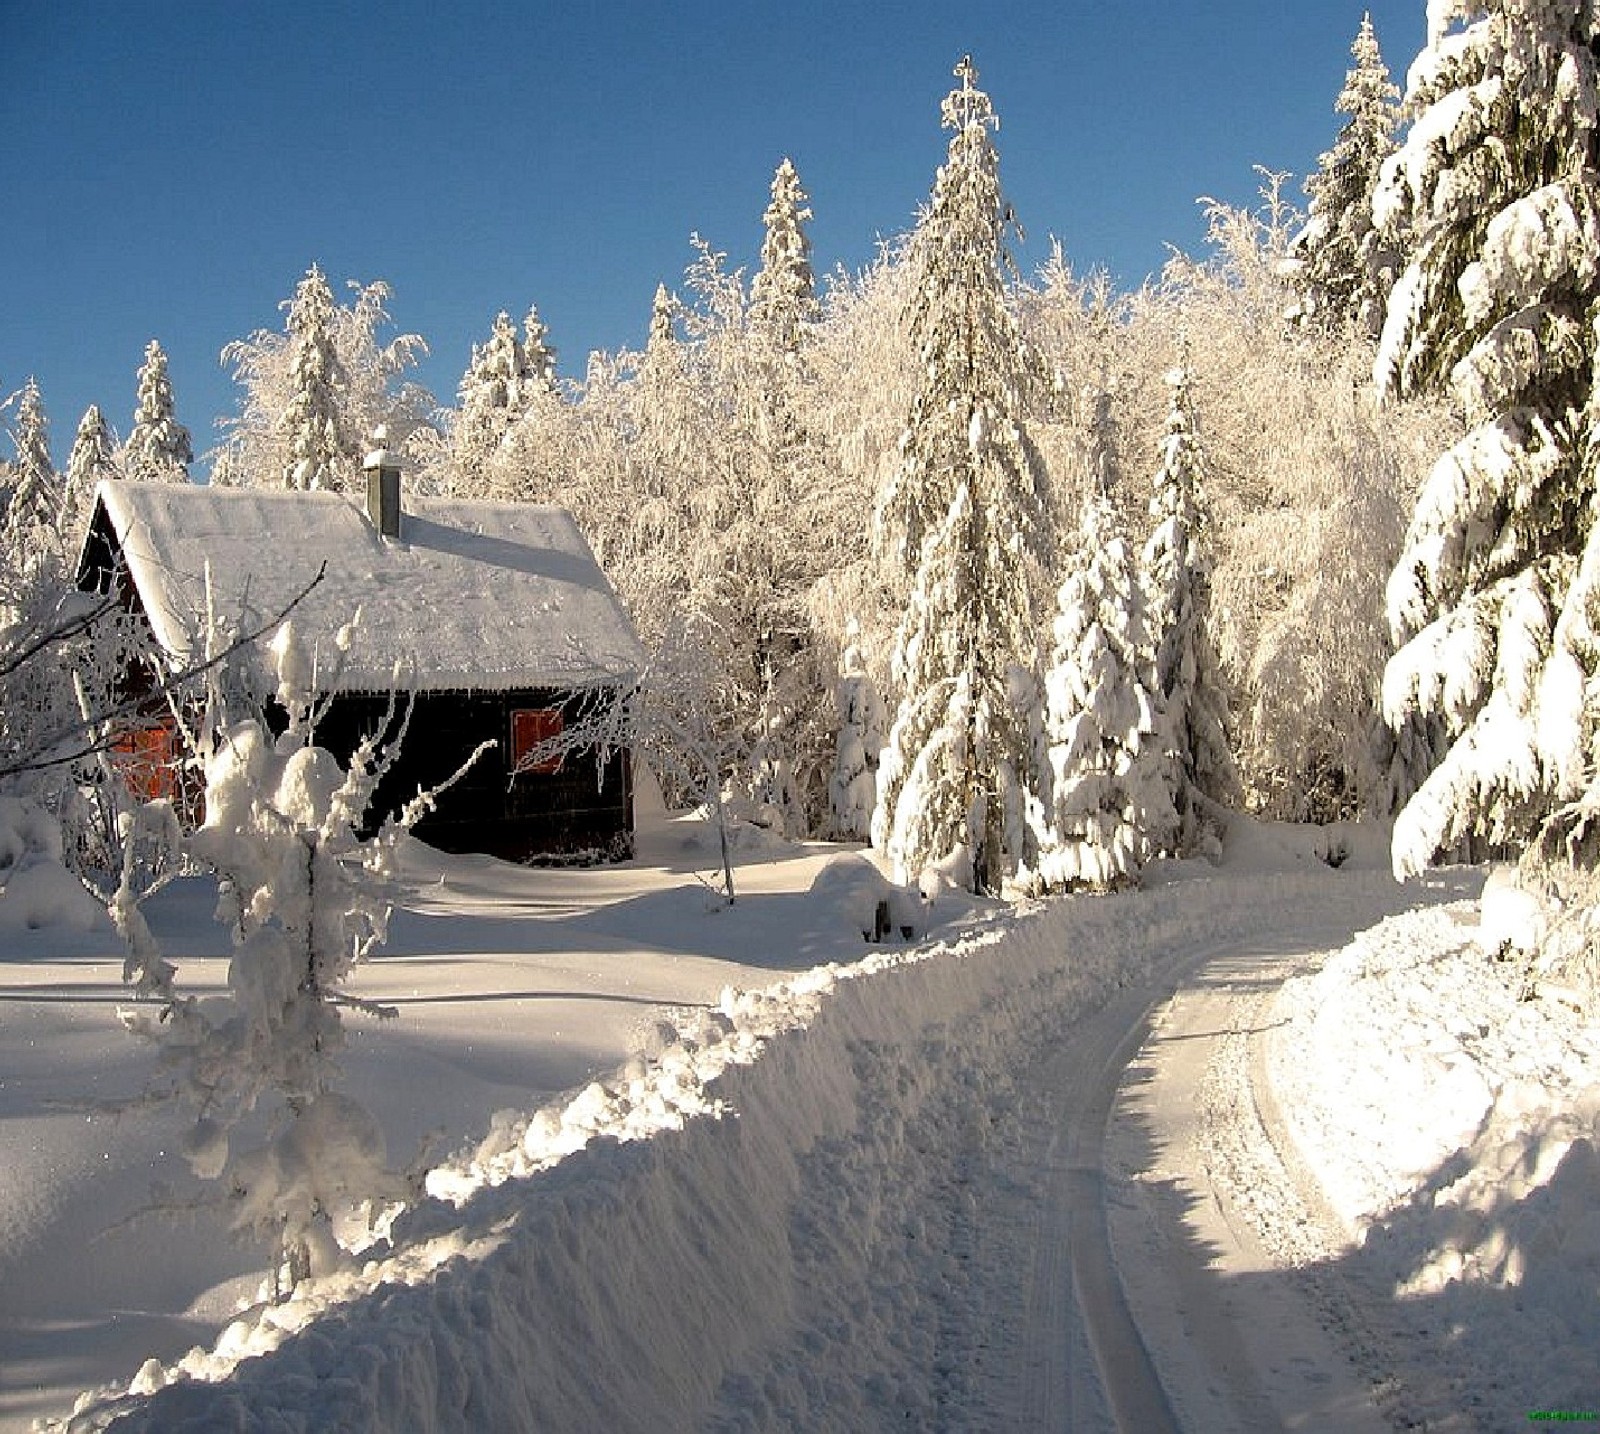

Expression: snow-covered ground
xmin=1 ymin=806 xmax=1595 ymax=1431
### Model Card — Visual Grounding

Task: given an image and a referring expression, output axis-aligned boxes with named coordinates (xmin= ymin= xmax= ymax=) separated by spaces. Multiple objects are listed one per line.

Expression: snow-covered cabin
xmin=76 ymin=475 xmax=645 ymax=862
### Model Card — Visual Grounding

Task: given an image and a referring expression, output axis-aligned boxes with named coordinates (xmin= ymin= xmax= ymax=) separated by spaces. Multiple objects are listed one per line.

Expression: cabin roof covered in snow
xmin=87 ymin=481 xmax=645 ymax=693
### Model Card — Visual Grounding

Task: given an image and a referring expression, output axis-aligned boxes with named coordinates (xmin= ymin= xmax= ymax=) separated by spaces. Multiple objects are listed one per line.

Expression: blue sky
xmin=1 ymin=1 xmax=1425 ymax=474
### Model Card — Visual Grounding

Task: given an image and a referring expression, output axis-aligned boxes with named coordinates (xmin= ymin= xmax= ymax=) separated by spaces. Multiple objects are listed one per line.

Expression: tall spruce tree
xmin=1293 ymin=13 xmax=1405 ymax=334
xmin=125 ymin=340 xmax=193 ymax=483
xmin=871 ymin=57 xmax=1052 ymax=894
xmin=1375 ymin=1 xmax=1600 ymax=875
xmin=1036 ymin=443 xmax=1174 ymax=892
xmin=1142 ymin=365 xmax=1237 ymax=856
xmin=63 ymin=404 xmax=118 ymax=539
xmin=750 ymin=157 xmax=821 ymax=358
xmin=282 ymin=266 xmax=350 ymax=491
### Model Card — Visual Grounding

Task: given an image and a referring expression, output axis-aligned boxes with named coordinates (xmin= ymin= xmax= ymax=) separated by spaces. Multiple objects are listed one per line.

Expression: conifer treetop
xmin=126 ymin=339 xmax=194 ymax=483
xmin=6 ymin=378 xmax=60 ymax=538
xmin=1293 ymin=12 xmax=1403 ymax=332
xmin=63 ymin=403 xmax=118 ymax=530
xmin=751 ymin=157 xmax=820 ymax=355
xmin=282 ymin=265 xmax=350 ymax=491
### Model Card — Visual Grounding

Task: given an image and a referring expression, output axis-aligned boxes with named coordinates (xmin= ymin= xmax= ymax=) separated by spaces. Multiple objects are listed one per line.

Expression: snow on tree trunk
xmin=1375 ymin=1 xmax=1600 ymax=876
xmin=1141 ymin=366 xmax=1237 ymax=858
xmin=829 ymin=625 xmax=885 ymax=840
xmin=872 ymin=57 xmax=1052 ymax=896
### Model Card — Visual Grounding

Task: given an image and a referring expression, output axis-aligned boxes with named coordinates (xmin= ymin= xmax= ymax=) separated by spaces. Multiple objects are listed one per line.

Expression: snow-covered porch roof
xmin=82 ymin=480 xmax=645 ymax=694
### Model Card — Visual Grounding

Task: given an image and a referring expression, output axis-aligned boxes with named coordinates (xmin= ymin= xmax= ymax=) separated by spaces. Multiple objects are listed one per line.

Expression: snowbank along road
xmin=55 ymin=858 xmax=1489 ymax=1431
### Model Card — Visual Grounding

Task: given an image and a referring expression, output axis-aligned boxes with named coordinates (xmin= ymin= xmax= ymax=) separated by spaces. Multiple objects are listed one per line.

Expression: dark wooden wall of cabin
xmin=76 ymin=501 xmax=635 ymax=865
xmin=304 ymin=688 xmax=634 ymax=864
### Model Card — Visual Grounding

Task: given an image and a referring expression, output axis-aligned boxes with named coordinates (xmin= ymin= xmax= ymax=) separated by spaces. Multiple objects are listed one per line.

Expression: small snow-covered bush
xmin=1497 ymin=857 xmax=1600 ymax=1012
xmin=0 ymin=792 xmax=64 ymax=874
xmin=808 ymin=853 xmax=920 ymax=942
xmin=0 ymin=795 xmax=105 ymax=933
xmin=119 ymin=624 xmax=484 ymax=1295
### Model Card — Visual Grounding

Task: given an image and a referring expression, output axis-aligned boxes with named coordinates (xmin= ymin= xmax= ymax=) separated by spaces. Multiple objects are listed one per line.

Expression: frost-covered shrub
xmin=0 ymin=795 xmax=105 ymax=932
xmin=118 ymin=624 xmax=475 ymax=1294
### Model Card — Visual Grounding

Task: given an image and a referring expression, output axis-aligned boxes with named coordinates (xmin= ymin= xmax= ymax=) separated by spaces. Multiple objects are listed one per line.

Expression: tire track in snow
xmin=1018 ymin=979 xmax=1183 ymax=1431
xmin=1002 ymin=882 xmax=1421 ymax=1431
xmin=1106 ymin=914 xmax=1406 ymax=1431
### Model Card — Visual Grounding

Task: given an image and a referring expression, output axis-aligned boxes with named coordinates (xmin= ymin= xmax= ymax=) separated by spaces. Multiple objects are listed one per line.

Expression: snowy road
xmin=981 ymin=892 xmax=1410 ymax=1430
xmin=1105 ymin=932 xmax=1395 ymax=1431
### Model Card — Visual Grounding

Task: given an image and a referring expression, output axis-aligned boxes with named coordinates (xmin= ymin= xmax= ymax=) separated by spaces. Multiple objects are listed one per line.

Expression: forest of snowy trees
xmin=4 ymin=5 xmax=1600 ymax=974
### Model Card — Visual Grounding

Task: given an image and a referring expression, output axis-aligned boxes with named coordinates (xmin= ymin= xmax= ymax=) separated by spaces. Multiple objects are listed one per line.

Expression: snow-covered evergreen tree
xmin=872 ymin=57 xmax=1052 ymax=894
xmin=1292 ymin=13 xmax=1405 ymax=334
xmin=456 ymin=306 xmax=563 ymax=493
xmin=1375 ymin=1 xmax=1600 ymax=875
xmin=215 ymin=274 xmax=432 ymax=492
xmin=521 ymin=304 xmax=559 ymax=392
xmin=647 ymin=282 xmax=677 ymax=355
xmin=828 ymin=624 xmax=885 ymax=840
xmin=63 ymin=404 xmax=118 ymax=539
xmin=124 ymin=340 xmax=194 ymax=483
xmin=750 ymin=157 xmax=821 ymax=358
xmin=4 ymin=379 xmax=61 ymax=556
xmin=282 ymin=266 xmax=350 ymax=491
xmin=1035 ymin=478 xmax=1174 ymax=891
xmin=1142 ymin=365 xmax=1237 ymax=856
xmin=455 ymin=310 xmax=529 ymax=482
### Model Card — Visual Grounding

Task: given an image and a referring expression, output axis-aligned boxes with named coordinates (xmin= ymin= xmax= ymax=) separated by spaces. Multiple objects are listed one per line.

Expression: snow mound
xmin=1220 ymin=812 xmax=1393 ymax=873
xmin=1478 ymin=862 xmax=1551 ymax=955
xmin=806 ymin=854 xmax=922 ymax=942
xmin=0 ymin=798 xmax=106 ymax=935
xmin=1271 ymin=895 xmax=1600 ymax=1428
xmin=0 ymin=859 xmax=107 ymax=934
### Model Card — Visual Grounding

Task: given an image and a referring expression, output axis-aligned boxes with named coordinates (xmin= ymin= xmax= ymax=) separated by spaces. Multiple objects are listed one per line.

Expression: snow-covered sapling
xmin=119 ymin=621 xmax=485 ymax=1295
xmin=829 ymin=625 xmax=885 ymax=841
